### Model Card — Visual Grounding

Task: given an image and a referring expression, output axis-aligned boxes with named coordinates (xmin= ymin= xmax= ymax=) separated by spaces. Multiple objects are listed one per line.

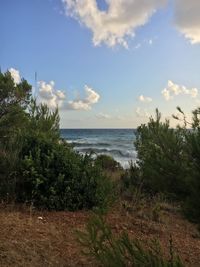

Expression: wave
xmin=69 ymin=142 xmax=112 ymax=148
xmin=76 ymin=147 xmax=136 ymax=158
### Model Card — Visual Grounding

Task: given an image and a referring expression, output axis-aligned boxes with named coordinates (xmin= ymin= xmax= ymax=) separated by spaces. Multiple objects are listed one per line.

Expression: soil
xmin=0 ymin=203 xmax=199 ymax=267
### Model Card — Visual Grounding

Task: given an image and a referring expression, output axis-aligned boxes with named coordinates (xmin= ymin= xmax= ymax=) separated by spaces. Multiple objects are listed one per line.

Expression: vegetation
xmin=0 ymin=70 xmax=113 ymax=211
xmin=0 ymin=71 xmax=31 ymax=199
xmin=95 ymin=154 xmax=122 ymax=171
xmin=181 ymin=108 xmax=200 ymax=222
xmin=1 ymin=69 xmax=200 ymax=265
xmin=135 ymin=109 xmax=188 ymax=198
xmin=123 ymin=108 xmax=200 ymax=223
xmin=77 ymin=214 xmax=184 ymax=267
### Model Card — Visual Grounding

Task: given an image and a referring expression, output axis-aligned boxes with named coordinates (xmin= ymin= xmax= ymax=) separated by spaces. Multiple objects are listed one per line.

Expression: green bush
xmin=133 ymin=107 xmax=200 ymax=223
xmin=181 ymin=108 xmax=200 ymax=222
xmin=0 ymin=70 xmax=114 ymax=211
xmin=77 ymin=214 xmax=184 ymax=267
xmin=120 ymin=162 xmax=141 ymax=192
xmin=95 ymin=154 xmax=122 ymax=171
xmin=16 ymin=136 xmax=114 ymax=211
xmin=135 ymin=109 xmax=189 ymax=199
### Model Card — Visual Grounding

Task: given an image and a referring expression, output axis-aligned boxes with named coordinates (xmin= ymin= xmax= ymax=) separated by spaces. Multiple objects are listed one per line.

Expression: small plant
xmin=152 ymin=202 xmax=162 ymax=222
xmin=77 ymin=214 xmax=184 ymax=267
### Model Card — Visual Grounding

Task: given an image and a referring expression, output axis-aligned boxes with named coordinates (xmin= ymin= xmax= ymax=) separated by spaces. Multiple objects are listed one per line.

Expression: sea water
xmin=60 ymin=129 xmax=137 ymax=168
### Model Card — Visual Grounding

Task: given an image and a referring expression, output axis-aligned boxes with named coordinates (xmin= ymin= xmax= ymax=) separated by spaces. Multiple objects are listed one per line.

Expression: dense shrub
xmin=133 ymin=107 xmax=200 ymax=222
xmin=181 ymin=108 xmax=200 ymax=222
xmin=0 ymin=70 xmax=114 ymax=211
xmin=95 ymin=154 xmax=122 ymax=171
xmin=77 ymin=214 xmax=184 ymax=267
xmin=120 ymin=162 xmax=141 ymax=191
xmin=16 ymin=136 xmax=114 ymax=211
xmin=135 ymin=109 xmax=189 ymax=199
xmin=16 ymin=101 xmax=114 ymax=211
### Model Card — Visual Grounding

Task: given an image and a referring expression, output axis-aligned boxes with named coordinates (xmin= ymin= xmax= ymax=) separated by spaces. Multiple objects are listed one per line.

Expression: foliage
xmin=16 ymin=100 xmax=114 ymax=211
xmin=26 ymin=99 xmax=60 ymax=142
xmin=179 ymin=108 xmax=200 ymax=222
xmin=1 ymin=67 xmax=200 ymax=221
xmin=0 ymin=70 xmax=31 ymax=199
xmin=77 ymin=214 xmax=184 ymax=267
xmin=0 ymin=71 xmax=31 ymax=143
xmin=135 ymin=109 xmax=189 ymax=199
xmin=0 ymin=70 xmax=114 ymax=211
xmin=120 ymin=162 xmax=141 ymax=195
xmin=95 ymin=154 xmax=122 ymax=171
xmin=134 ymin=107 xmax=200 ymax=222
xmin=17 ymin=136 xmax=114 ymax=211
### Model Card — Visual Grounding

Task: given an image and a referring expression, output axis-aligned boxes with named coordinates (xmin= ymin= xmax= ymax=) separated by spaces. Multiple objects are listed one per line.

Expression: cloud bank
xmin=174 ymin=0 xmax=200 ymax=44
xmin=162 ymin=80 xmax=198 ymax=101
xmin=38 ymin=81 xmax=66 ymax=109
xmin=38 ymin=81 xmax=100 ymax=110
xmin=62 ymin=0 xmax=166 ymax=48
xmin=66 ymin=85 xmax=100 ymax=110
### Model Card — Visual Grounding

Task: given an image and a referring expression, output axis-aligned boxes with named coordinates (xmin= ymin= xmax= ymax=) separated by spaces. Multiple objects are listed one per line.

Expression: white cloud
xmin=67 ymin=100 xmax=90 ymax=110
xmin=66 ymin=85 xmax=100 ymax=110
xmin=174 ymin=0 xmax=200 ymax=44
xmin=9 ymin=68 xmax=21 ymax=84
xmin=96 ymin=112 xmax=111 ymax=119
xmin=38 ymin=81 xmax=66 ymax=109
xmin=161 ymin=88 xmax=172 ymax=101
xmin=139 ymin=95 xmax=152 ymax=103
xmin=135 ymin=107 xmax=150 ymax=118
xmin=85 ymin=85 xmax=100 ymax=104
xmin=162 ymin=80 xmax=198 ymax=101
xmin=38 ymin=81 xmax=100 ymax=111
xmin=62 ymin=0 xmax=166 ymax=48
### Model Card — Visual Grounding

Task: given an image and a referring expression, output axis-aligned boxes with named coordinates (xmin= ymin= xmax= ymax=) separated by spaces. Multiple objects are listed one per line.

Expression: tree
xmin=135 ymin=109 xmax=189 ymax=198
xmin=0 ymin=70 xmax=32 ymax=198
xmin=174 ymin=107 xmax=200 ymax=222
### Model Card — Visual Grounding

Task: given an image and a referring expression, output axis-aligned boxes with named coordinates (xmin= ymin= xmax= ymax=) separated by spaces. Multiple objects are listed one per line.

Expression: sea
xmin=60 ymin=129 xmax=137 ymax=168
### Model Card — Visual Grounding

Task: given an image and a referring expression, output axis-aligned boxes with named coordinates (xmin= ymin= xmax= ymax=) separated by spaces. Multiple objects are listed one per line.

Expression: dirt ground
xmin=0 ymin=202 xmax=200 ymax=267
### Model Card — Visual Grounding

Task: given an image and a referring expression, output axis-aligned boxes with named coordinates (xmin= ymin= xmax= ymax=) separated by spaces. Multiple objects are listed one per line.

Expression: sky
xmin=1 ymin=0 xmax=200 ymax=128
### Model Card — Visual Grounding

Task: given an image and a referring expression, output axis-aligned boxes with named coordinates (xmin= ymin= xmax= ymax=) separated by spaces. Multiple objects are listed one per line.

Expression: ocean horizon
xmin=60 ymin=128 xmax=137 ymax=168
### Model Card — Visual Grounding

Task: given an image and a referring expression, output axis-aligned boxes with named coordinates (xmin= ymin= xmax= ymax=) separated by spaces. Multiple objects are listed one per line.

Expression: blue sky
xmin=1 ymin=0 xmax=200 ymax=128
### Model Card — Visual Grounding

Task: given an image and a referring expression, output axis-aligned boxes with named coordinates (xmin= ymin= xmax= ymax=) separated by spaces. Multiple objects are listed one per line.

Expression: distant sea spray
xmin=60 ymin=129 xmax=137 ymax=168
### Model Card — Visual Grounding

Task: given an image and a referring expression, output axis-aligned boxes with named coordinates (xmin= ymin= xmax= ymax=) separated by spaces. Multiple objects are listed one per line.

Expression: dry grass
xmin=0 ymin=204 xmax=93 ymax=267
xmin=0 ymin=201 xmax=199 ymax=267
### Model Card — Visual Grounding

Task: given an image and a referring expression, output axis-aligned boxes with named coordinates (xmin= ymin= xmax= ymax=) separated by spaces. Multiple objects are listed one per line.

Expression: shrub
xmin=134 ymin=107 xmax=200 ymax=223
xmin=95 ymin=154 xmax=122 ymax=171
xmin=120 ymin=162 xmax=141 ymax=194
xmin=77 ymin=214 xmax=184 ymax=267
xmin=181 ymin=108 xmax=200 ymax=222
xmin=135 ymin=109 xmax=189 ymax=199
xmin=14 ymin=97 xmax=115 ymax=211
xmin=16 ymin=136 xmax=114 ymax=211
